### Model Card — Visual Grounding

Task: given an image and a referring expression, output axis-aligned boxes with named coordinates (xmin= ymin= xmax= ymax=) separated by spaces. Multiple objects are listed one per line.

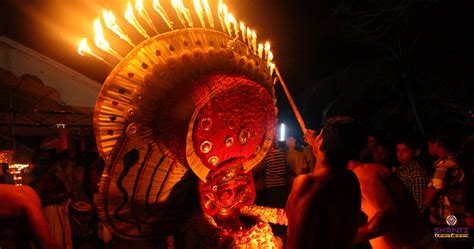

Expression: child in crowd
xmin=395 ymin=136 xmax=429 ymax=210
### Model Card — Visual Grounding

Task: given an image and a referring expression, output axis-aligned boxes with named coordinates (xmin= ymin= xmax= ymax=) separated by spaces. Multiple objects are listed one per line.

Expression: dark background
xmin=1 ymin=0 xmax=473 ymax=139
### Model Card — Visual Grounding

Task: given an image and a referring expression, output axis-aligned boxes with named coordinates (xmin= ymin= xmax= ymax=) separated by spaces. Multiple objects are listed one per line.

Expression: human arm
xmin=354 ymin=211 xmax=391 ymax=243
xmin=422 ymin=166 xmax=446 ymax=210
xmin=20 ymin=186 xmax=60 ymax=249
xmin=422 ymin=187 xmax=438 ymax=211
xmin=354 ymin=168 xmax=397 ymax=243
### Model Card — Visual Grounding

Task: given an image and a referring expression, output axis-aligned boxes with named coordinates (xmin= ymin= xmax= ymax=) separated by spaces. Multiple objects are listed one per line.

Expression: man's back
xmin=286 ymin=168 xmax=361 ymax=249
xmin=352 ymin=163 xmax=431 ymax=249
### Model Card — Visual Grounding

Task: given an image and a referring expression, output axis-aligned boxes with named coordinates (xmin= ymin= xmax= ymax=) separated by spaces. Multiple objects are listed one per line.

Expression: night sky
xmin=2 ymin=0 xmax=473 ymax=139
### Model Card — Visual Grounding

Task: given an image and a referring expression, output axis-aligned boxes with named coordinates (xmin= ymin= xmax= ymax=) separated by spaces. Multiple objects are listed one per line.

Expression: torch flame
xmin=264 ymin=41 xmax=271 ymax=60
xmin=102 ymin=10 xmax=135 ymax=47
xmin=222 ymin=4 xmax=230 ymax=35
xmin=267 ymin=51 xmax=274 ymax=65
xmin=202 ymin=0 xmax=214 ymax=28
xmin=153 ymin=0 xmax=174 ymax=30
xmin=93 ymin=18 xmax=109 ymax=50
xmin=246 ymin=27 xmax=252 ymax=47
xmin=171 ymin=0 xmax=194 ymax=28
xmin=77 ymin=38 xmax=114 ymax=66
xmin=240 ymin=22 xmax=246 ymax=42
xmin=269 ymin=62 xmax=275 ymax=76
xmin=257 ymin=43 xmax=263 ymax=58
xmin=251 ymin=30 xmax=257 ymax=51
xmin=78 ymin=38 xmax=91 ymax=56
xmin=93 ymin=18 xmax=123 ymax=60
xmin=218 ymin=0 xmax=226 ymax=32
xmin=125 ymin=2 xmax=150 ymax=38
xmin=194 ymin=0 xmax=207 ymax=28
xmin=135 ymin=0 xmax=158 ymax=33
xmin=224 ymin=10 xmax=238 ymax=38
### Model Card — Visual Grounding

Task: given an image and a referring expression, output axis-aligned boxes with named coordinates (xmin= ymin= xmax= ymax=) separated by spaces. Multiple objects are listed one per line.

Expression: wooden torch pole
xmin=274 ymin=67 xmax=307 ymax=135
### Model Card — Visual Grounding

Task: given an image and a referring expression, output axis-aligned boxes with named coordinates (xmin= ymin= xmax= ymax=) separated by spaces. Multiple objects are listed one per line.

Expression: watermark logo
xmin=446 ymin=215 xmax=457 ymax=226
xmin=433 ymin=215 xmax=469 ymax=240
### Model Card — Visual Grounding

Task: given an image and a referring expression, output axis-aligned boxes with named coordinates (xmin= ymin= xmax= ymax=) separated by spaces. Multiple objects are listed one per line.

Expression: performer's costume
xmin=85 ymin=2 xmax=285 ymax=248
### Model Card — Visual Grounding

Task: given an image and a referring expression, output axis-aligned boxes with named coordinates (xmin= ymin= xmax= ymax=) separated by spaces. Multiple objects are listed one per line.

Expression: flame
xmin=125 ymin=2 xmax=150 ymax=38
xmin=257 ymin=43 xmax=263 ymax=58
xmin=93 ymin=17 xmax=123 ymax=60
xmin=102 ymin=10 xmax=135 ymax=47
xmin=218 ymin=0 xmax=226 ymax=32
xmin=246 ymin=27 xmax=252 ymax=47
xmin=135 ymin=0 xmax=158 ymax=33
xmin=153 ymin=0 xmax=173 ymax=29
xmin=202 ymin=0 xmax=214 ymax=28
xmin=267 ymin=51 xmax=273 ymax=65
xmin=269 ymin=62 xmax=275 ymax=76
xmin=240 ymin=22 xmax=246 ymax=42
xmin=171 ymin=0 xmax=193 ymax=28
xmin=78 ymin=38 xmax=91 ymax=56
xmin=264 ymin=42 xmax=271 ymax=60
xmin=222 ymin=4 xmax=231 ymax=36
xmin=77 ymin=38 xmax=114 ymax=66
xmin=194 ymin=0 xmax=207 ymax=28
xmin=224 ymin=10 xmax=238 ymax=38
xmin=251 ymin=30 xmax=257 ymax=51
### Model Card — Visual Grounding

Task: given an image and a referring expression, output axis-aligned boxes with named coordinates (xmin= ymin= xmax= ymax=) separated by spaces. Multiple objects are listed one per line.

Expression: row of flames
xmin=77 ymin=0 xmax=275 ymax=75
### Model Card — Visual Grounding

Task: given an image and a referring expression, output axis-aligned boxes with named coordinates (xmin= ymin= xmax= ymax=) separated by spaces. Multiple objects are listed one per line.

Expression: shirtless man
xmin=348 ymin=161 xmax=439 ymax=249
xmin=0 ymin=184 xmax=59 ymax=249
xmin=286 ymin=116 xmax=365 ymax=249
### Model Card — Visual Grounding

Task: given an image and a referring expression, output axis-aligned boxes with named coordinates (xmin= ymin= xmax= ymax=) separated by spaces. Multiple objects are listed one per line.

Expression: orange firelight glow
xmin=135 ymin=0 xmax=158 ymax=33
xmin=202 ymin=0 xmax=214 ymax=28
xmin=218 ymin=0 xmax=226 ymax=32
xmin=153 ymin=0 xmax=174 ymax=29
xmin=77 ymin=38 xmax=114 ymax=66
xmin=171 ymin=0 xmax=193 ymax=28
xmin=93 ymin=18 xmax=123 ymax=60
xmin=77 ymin=0 xmax=275 ymax=71
xmin=125 ymin=2 xmax=150 ymax=38
xmin=102 ymin=10 xmax=135 ymax=47
xmin=224 ymin=10 xmax=238 ymax=38
xmin=193 ymin=0 xmax=206 ymax=28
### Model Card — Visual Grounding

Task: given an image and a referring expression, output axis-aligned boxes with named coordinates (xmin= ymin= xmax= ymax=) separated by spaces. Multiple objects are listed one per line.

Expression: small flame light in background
xmin=9 ymin=164 xmax=30 ymax=186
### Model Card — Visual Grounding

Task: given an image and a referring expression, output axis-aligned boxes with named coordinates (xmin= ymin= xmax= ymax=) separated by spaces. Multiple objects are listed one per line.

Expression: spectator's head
xmin=396 ymin=135 xmax=422 ymax=166
xmin=367 ymin=135 xmax=377 ymax=151
xmin=286 ymin=136 xmax=296 ymax=149
xmin=427 ymin=126 xmax=462 ymax=158
xmin=314 ymin=116 xmax=366 ymax=169
xmin=373 ymin=141 xmax=389 ymax=165
xmin=366 ymin=130 xmax=383 ymax=151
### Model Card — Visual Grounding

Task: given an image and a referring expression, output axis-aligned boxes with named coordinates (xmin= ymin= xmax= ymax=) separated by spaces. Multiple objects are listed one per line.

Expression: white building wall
xmin=0 ymin=36 xmax=101 ymax=108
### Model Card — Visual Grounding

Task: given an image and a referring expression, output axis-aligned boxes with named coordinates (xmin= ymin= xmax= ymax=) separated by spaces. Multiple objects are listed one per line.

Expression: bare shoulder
xmin=353 ymin=163 xmax=390 ymax=179
xmin=0 ymin=185 xmax=41 ymax=208
xmin=292 ymin=174 xmax=315 ymax=195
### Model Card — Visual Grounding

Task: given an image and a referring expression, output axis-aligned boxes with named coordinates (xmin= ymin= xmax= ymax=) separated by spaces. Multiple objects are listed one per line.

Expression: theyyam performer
xmin=77 ymin=0 xmax=290 ymax=247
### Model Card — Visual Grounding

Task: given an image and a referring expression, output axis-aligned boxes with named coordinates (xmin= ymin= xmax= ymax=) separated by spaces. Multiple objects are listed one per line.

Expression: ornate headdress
xmin=79 ymin=0 xmax=278 ymax=240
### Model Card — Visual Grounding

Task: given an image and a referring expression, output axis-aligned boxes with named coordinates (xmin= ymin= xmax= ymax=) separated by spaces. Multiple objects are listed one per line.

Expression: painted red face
xmin=199 ymin=164 xmax=255 ymax=219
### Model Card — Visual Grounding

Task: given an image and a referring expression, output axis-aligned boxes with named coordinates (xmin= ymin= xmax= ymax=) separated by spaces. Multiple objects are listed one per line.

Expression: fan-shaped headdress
xmin=78 ymin=0 xmax=281 ymax=239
